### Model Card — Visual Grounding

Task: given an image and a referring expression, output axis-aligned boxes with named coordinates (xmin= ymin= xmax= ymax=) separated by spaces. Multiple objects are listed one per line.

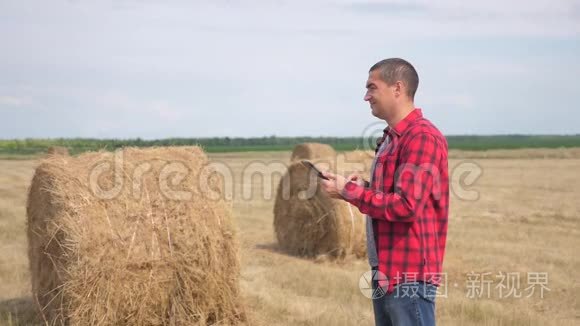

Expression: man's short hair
xmin=369 ymin=58 xmax=419 ymax=100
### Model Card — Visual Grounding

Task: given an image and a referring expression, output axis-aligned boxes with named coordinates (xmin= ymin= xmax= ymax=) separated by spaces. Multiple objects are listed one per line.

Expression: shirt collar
xmin=386 ymin=108 xmax=423 ymax=137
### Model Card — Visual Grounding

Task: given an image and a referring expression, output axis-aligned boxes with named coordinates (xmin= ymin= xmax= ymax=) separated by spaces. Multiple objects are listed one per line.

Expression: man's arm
xmin=341 ymin=133 xmax=441 ymax=223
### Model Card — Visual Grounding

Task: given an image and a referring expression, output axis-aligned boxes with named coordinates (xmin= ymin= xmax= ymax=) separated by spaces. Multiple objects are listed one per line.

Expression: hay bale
xmin=27 ymin=146 xmax=245 ymax=325
xmin=273 ymin=161 xmax=366 ymax=259
xmin=341 ymin=150 xmax=374 ymax=173
xmin=290 ymin=143 xmax=336 ymax=162
xmin=47 ymin=146 xmax=69 ymax=156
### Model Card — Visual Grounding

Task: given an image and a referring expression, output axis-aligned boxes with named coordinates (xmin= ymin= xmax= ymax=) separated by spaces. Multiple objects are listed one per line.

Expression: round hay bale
xmin=27 ymin=146 xmax=246 ymax=325
xmin=290 ymin=143 xmax=336 ymax=162
xmin=47 ymin=146 xmax=69 ymax=156
xmin=273 ymin=161 xmax=366 ymax=259
xmin=341 ymin=150 xmax=374 ymax=173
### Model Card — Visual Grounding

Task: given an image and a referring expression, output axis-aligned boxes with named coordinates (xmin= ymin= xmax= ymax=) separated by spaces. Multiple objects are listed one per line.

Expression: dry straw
xmin=290 ymin=143 xmax=336 ymax=162
xmin=341 ymin=150 xmax=374 ymax=173
xmin=273 ymin=160 xmax=366 ymax=259
xmin=27 ymin=146 xmax=246 ymax=325
xmin=46 ymin=146 xmax=69 ymax=156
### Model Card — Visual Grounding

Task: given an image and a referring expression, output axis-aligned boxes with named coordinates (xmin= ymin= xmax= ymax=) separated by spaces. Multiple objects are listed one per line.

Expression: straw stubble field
xmin=0 ymin=149 xmax=579 ymax=325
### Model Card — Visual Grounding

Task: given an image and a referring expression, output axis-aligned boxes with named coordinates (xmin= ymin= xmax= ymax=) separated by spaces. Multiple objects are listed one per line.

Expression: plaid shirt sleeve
xmin=341 ymin=133 xmax=441 ymax=222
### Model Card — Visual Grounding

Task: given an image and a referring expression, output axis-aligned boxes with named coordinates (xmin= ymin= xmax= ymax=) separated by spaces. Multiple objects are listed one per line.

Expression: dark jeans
xmin=372 ymin=279 xmax=437 ymax=326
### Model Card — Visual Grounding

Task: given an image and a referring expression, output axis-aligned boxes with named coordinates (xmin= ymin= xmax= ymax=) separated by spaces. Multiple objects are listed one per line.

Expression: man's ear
xmin=394 ymin=81 xmax=403 ymax=97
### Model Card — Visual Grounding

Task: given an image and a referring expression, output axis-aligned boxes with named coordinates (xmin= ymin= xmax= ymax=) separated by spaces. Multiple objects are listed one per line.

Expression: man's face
xmin=364 ymin=70 xmax=396 ymax=119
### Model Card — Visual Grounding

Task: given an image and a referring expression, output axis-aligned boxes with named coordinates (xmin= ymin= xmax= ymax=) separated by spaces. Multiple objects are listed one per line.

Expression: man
xmin=321 ymin=58 xmax=449 ymax=326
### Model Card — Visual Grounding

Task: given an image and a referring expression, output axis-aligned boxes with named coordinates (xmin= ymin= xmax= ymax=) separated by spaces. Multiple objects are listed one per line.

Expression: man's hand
xmin=320 ymin=171 xmax=349 ymax=199
xmin=346 ymin=172 xmax=366 ymax=187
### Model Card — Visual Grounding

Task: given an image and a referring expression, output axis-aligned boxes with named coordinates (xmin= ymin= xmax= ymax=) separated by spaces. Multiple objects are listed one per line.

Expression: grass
xmin=1 ymin=135 xmax=580 ymax=156
xmin=0 ymin=150 xmax=579 ymax=325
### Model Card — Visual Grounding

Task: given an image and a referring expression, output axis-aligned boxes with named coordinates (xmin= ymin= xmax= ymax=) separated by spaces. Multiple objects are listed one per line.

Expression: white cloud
xmin=0 ymin=96 xmax=29 ymax=107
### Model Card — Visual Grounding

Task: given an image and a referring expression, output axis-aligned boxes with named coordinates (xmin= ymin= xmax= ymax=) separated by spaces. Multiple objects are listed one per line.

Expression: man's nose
xmin=364 ymin=94 xmax=371 ymax=101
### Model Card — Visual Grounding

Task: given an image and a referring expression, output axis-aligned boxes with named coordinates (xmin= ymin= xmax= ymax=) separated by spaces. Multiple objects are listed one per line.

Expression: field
xmin=0 ymin=149 xmax=579 ymax=325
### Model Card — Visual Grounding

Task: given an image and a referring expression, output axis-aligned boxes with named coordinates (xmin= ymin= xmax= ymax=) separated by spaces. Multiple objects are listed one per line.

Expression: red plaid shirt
xmin=342 ymin=108 xmax=449 ymax=293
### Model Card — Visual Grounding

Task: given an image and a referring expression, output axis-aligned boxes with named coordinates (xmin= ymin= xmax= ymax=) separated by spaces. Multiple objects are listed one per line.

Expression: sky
xmin=1 ymin=0 xmax=579 ymax=139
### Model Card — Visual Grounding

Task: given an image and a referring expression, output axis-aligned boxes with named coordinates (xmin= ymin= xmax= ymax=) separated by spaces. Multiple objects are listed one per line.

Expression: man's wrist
xmin=341 ymin=180 xmax=364 ymax=201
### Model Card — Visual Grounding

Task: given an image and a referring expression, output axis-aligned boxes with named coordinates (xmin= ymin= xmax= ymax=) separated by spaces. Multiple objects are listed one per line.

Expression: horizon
xmin=1 ymin=133 xmax=580 ymax=141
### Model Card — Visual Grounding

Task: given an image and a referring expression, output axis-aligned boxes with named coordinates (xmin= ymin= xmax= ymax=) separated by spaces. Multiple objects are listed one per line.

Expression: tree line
xmin=0 ymin=135 xmax=579 ymax=155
